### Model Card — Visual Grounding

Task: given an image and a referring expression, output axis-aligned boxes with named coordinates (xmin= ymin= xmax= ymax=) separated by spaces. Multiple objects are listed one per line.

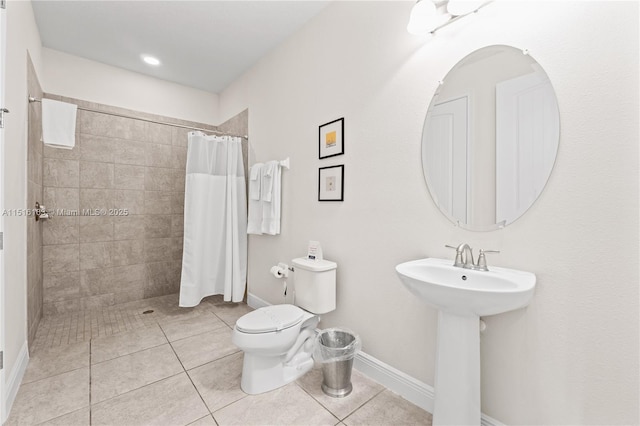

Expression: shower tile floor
xmin=7 ymin=294 xmax=433 ymax=425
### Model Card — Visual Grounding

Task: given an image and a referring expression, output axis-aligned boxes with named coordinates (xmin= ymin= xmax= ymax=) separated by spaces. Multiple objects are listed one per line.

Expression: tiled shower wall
xmin=27 ymin=55 xmax=44 ymax=345
xmin=40 ymin=96 xmax=240 ymax=315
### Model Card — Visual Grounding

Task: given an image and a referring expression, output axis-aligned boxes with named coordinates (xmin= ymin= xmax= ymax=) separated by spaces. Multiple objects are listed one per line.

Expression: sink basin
xmin=396 ymin=257 xmax=536 ymax=425
xmin=396 ymin=257 xmax=536 ymax=317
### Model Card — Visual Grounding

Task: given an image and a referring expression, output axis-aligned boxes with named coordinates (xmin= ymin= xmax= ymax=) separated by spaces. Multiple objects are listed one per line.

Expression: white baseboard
xmin=244 ymin=292 xmax=503 ymax=425
xmin=481 ymin=412 xmax=505 ymax=426
xmin=354 ymin=351 xmax=504 ymax=426
xmin=246 ymin=292 xmax=271 ymax=309
xmin=353 ymin=351 xmax=435 ymax=413
xmin=3 ymin=340 xmax=29 ymax=424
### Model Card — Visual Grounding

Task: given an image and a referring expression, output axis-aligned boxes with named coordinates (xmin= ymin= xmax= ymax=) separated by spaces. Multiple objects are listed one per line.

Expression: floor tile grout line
xmin=90 ymin=340 xmax=168 ymax=367
xmin=204 ymin=305 xmax=239 ymax=329
xmin=31 ymin=406 xmax=90 ymax=426
xmin=184 ymin=369 xmax=216 ymax=420
xmin=208 ymin=391 xmax=250 ymax=418
xmin=190 ymin=414 xmax=219 ymax=426
xmin=347 ymin=387 xmax=386 ymax=421
xmin=160 ymin=323 xmax=215 ymax=420
xmin=294 ymin=380 xmax=344 ymax=423
xmin=20 ymin=363 xmax=89 ymax=387
xmin=180 ymin=348 xmax=243 ymax=378
xmin=293 ymin=370 xmax=388 ymax=422
xmin=89 ymin=371 xmax=186 ymax=409
xmin=185 ymin=349 xmax=242 ymax=373
xmin=341 ymin=387 xmax=387 ymax=425
xmin=164 ymin=324 xmax=233 ymax=345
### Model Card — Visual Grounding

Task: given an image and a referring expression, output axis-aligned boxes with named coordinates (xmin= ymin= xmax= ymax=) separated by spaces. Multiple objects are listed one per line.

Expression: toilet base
xmin=240 ymin=352 xmax=314 ymax=395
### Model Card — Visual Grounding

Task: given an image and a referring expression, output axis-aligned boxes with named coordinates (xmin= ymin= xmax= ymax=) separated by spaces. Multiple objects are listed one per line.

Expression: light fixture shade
xmin=447 ymin=0 xmax=484 ymax=16
xmin=407 ymin=0 xmax=436 ymax=35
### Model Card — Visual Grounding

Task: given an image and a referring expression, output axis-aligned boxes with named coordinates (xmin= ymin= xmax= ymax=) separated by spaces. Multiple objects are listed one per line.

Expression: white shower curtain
xmin=179 ymin=132 xmax=247 ymax=307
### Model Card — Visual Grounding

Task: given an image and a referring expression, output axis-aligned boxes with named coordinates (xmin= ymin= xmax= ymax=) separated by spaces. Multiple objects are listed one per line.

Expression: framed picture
xmin=318 ymin=165 xmax=344 ymax=202
xmin=319 ymin=117 xmax=344 ymax=159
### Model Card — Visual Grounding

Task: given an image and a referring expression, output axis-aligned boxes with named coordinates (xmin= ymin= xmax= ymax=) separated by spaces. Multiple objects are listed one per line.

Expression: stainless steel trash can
xmin=315 ymin=329 xmax=361 ymax=398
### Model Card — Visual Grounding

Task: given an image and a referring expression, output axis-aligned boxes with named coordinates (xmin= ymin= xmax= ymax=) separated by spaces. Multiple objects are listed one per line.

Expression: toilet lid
xmin=235 ymin=305 xmax=305 ymax=334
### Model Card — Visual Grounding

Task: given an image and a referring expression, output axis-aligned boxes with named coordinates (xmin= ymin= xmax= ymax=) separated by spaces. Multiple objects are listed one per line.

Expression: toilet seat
xmin=236 ymin=304 xmax=305 ymax=334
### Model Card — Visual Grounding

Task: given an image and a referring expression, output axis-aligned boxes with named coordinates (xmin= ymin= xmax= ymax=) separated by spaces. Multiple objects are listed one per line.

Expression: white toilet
xmin=232 ymin=257 xmax=337 ymax=395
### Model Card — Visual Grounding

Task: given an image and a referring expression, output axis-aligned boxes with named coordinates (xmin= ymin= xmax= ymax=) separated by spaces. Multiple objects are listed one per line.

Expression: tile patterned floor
xmin=7 ymin=294 xmax=433 ymax=425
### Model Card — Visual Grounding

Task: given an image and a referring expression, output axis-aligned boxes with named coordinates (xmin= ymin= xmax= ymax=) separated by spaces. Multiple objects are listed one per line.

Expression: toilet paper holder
xmin=270 ymin=263 xmax=291 ymax=279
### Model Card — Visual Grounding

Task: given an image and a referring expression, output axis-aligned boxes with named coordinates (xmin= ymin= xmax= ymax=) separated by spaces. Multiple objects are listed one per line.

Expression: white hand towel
xmin=247 ymin=163 xmax=264 ymax=235
xmin=262 ymin=161 xmax=281 ymax=235
xmin=249 ymin=163 xmax=263 ymax=201
xmin=42 ymin=99 xmax=77 ymax=149
xmin=261 ymin=162 xmax=275 ymax=202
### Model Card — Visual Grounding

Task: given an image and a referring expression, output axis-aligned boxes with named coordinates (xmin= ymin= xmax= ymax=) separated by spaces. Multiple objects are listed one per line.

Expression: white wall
xmin=3 ymin=0 xmax=42 ymax=412
xmin=42 ymin=48 xmax=219 ymax=125
xmin=219 ymin=1 xmax=639 ymax=424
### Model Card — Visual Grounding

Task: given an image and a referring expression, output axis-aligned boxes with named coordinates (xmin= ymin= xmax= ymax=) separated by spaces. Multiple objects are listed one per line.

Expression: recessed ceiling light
xmin=142 ymin=55 xmax=160 ymax=66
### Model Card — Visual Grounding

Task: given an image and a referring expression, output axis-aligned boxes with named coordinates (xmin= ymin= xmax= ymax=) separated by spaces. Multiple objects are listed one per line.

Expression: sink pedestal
xmin=433 ymin=311 xmax=480 ymax=425
xmin=395 ymin=257 xmax=536 ymax=425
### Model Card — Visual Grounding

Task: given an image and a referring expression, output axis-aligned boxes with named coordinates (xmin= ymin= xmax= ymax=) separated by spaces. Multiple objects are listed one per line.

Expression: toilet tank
xmin=292 ymin=257 xmax=336 ymax=314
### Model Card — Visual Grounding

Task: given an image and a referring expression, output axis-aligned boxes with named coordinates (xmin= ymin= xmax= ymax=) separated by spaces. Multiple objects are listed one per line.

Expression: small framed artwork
xmin=319 ymin=117 xmax=344 ymax=159
xmin=318 ymin=165 xmax=344 ymax=202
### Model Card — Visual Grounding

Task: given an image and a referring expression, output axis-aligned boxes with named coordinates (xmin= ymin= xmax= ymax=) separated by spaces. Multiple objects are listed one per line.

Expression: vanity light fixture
xmin=447 ymin=0 xmax=486 ymax=16
xmin=141 ymin=55 xmax=161 ymax=66
xmin=407 ymin=0 xmax=492 ymax=35
xmin=407 ymin=0 xmax=436 ymax=35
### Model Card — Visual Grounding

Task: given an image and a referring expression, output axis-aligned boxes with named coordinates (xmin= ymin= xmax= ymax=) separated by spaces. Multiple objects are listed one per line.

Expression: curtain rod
xmin=28 ymin=96 xmax=247 ymax=139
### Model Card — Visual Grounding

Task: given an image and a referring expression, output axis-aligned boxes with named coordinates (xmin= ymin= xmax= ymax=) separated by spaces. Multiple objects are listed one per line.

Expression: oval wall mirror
xmin=422 ymin=45 xmax=560 ymax=231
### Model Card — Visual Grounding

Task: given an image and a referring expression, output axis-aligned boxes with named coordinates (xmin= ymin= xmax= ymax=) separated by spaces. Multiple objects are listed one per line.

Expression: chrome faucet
xmin=457 ymin=243 xmax=475 ymax=268
xmin=445 ymin=244 xmax=500 ymax=271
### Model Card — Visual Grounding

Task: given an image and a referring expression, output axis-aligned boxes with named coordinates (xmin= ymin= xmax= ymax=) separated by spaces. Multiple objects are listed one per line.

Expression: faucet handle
xmin=445 ymin=244 xmax=464 ymax=267
xmin=476 ymin=249 xmax=500 ymax=271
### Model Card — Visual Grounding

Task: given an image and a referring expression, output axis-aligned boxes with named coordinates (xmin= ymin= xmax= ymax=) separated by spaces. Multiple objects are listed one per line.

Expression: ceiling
xmin=32 ymin=1 xmax=330 ymax=93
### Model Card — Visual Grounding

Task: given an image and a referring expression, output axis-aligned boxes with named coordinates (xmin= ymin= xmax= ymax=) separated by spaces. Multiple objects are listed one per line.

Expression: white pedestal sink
xmin=396 ymin=258 xmax=535 ymax=425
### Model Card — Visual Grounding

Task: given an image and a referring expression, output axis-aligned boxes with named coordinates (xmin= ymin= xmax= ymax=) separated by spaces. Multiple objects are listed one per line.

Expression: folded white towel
xmin=42 ymin=99 xmax=77 ymax=149
xmin=249 ymin=163 xmax=263 ymax=201
xmin=262 ymin=161 xmax=281 ymax=235
xmin=262 ymin=162 xmax=276 ymax=202
xmin=247 ymin=163 xmax=264 ymax=235
xmin=247 ymin=196 xmax=263 ymax=235
xmin=250 ymin=163 xmax=262 ymax=180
